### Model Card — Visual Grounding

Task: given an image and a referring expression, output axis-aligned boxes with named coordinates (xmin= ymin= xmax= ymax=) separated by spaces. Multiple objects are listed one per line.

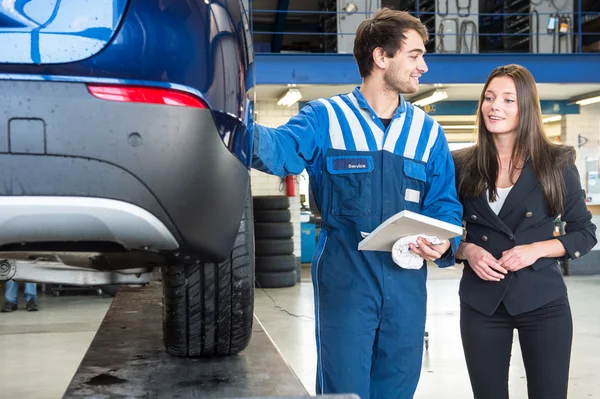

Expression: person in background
xmin=453 ymin=64 xmax=597 ymax=399
xmin=252 ymin=8 xmax=462 ymax=399
xmin=2 ymin=280 xmax=39 ymax=312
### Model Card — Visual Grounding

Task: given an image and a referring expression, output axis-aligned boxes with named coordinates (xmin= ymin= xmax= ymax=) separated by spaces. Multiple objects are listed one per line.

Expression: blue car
xmin=0 ymin=0 xmax=255 ymax=356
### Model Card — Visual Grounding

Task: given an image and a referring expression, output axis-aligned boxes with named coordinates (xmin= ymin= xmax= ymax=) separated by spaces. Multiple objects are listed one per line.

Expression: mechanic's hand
xmin=499 ymin=244 xmax=540 ymax=272
xmin=462 ymin=242 xmax=507 ymax=281
xmin=409 ymin=237 xmax=451 ymax=262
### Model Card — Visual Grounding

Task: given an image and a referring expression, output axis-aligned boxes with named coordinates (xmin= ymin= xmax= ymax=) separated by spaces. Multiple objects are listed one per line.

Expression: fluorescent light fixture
xmin=277 ymin=88 xmax=302 ymax=107
xmin=343 ymin=2 xmax=358 ymax=14
xmin=575 ymin=96 xmax=600 ymax=106
xmin=542 ymin=115 xmax=562 ymax=123
xmin=569 ymin=90 xmax=600 ymax=106
xmin=440 ymin=124 xmax=476 ymax=130
xmin=411 ymin=89 xmax=448 ymax=107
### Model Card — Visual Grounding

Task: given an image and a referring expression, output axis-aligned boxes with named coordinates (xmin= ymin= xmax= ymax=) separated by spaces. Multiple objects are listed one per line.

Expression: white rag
xmin=391 ymin=235 xmax=443 ymax=269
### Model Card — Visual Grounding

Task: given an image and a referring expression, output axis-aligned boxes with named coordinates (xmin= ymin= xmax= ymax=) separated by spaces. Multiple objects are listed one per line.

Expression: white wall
xmin=562 ymin=102 xmax=600 ymax=249
xmin=562 ymin=102 xmax=600 ymax=186
xmin=251 ymin=100 xmax=302 ymax=259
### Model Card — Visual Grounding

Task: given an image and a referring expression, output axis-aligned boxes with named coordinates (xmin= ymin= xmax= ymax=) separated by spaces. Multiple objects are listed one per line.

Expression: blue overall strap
xmin=252 ymin=101 xmax=326 ymax=177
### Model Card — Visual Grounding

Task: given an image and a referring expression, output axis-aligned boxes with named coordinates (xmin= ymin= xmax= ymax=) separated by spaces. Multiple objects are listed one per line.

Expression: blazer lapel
xmin=498 ymin=162 xmax=539 ymax=220
xmin=471 ymin=192 xmax=514 ymax=237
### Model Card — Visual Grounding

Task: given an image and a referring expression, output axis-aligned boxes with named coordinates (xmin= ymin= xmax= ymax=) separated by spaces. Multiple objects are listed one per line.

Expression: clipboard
xmin=358 ymin=210 xmax=464 ymax=252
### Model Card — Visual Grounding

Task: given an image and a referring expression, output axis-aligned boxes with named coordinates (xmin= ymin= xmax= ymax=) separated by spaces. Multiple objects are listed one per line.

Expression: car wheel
xmin=162 ymin=186 xmax=254 ymax=357
xmin=100 ymin=284 xmax=121 ymax=297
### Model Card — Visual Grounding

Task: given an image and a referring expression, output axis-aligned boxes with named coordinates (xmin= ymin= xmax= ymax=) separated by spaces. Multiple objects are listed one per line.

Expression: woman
xmin=453 ymin=64 xmax=597 ymax=399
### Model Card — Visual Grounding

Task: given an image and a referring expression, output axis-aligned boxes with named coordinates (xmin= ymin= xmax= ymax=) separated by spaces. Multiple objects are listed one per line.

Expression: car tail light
xmin=87 ymin=85 xmax=208 ymax=109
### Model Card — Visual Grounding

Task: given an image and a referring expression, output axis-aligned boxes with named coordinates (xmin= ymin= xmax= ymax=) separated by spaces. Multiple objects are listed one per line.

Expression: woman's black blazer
xmin=455 ymin=159 xmax=597 ymax=316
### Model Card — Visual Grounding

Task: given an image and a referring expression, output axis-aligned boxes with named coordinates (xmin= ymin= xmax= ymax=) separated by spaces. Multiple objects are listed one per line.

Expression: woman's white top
xmin=487 ymin=186 xmax=514 ymax=215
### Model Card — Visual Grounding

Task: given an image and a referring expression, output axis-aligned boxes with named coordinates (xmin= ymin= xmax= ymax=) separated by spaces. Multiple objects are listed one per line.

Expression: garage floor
xmin=1 ymin=265 xmax=599 ymax=398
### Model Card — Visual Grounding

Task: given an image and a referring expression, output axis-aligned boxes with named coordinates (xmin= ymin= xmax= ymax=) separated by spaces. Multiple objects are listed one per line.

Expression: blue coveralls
xmin=252 ymin=87 xmax=462 ymax=399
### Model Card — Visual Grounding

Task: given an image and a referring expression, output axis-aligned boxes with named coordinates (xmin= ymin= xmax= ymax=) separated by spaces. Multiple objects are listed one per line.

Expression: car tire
xmin=254 ymin=209 xmax=291 ymax=223
xmin=100 ymin=284 xmax=121 ymax=297
xmin=253 ymin=195 xmax=290 ymax=210
xmin=162 ymin=186 xmax=254 ymax=357
xmin=255 ymin=238 xmax=294 ymax=256
xmin=255 ymin=254 xmax=297 ymax=273
xmin=255 ymin=270 xmax=297 ymax=288
xmin=254 ymin=222 xmax=294 ymax=239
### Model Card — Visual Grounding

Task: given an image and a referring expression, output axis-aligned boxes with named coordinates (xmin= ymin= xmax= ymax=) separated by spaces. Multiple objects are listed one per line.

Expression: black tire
xmin=254 ymin=209 xmax=291 ymax=223
xmin=100 ymin=284 xmax=121 ymax=297
xmin=255 ymin=238 xmax=294 ymax=256
xmin=253 ymin=195 xmax=290 ymax=210
xmin=254 ymin=222 xmax=294 ymax=239
xmin=255 ymin=270 xmax=297 ymax=288
xmin=163 ymin=187 xmax=254 ymax=357
xmin=255 ymin=255 xmax=297 ymax=273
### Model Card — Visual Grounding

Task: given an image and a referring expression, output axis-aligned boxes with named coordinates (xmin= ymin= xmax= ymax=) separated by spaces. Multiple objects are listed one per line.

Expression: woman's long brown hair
xmin=453 ymin=64 xmax=574 ymax=216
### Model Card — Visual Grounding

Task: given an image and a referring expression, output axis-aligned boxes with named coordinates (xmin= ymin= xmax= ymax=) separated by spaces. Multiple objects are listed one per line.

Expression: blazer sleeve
xmin=554 ymin=162 xmax=598 ymax=262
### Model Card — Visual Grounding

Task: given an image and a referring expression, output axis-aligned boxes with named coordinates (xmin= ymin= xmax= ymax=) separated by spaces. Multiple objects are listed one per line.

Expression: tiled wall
xmin=250 ymin=100 xmax=302 ymax=258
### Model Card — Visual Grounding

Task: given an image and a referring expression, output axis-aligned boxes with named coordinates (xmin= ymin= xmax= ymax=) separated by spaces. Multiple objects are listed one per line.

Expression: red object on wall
xmin=285 ymin=175 xmax=296 ymax=197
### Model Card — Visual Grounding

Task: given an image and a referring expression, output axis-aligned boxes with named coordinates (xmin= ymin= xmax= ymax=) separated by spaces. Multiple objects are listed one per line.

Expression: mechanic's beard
xmin=384 ymin=69 xmax=416 ymax=94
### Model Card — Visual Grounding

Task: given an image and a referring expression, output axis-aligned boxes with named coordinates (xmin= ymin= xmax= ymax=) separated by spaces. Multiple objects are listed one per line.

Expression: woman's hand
xmin=461 ymin=242 xmax=507 ymax=281
xmin=499 ymin=244 xmax=541 ymax=272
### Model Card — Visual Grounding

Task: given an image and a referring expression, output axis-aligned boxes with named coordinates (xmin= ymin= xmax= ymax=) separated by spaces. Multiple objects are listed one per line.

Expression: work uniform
xmin=252 ymin=87 xmax=462 ymax=399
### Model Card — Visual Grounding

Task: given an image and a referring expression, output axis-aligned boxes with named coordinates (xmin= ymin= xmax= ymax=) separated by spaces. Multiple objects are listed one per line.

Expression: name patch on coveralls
xmin=405 ymin=189 xmax=420 ymax=203
xmin=327 ymin=156 xmax=374 ymax=175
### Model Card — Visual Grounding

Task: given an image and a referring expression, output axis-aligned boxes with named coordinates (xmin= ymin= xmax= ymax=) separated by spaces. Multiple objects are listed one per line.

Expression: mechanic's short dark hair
xmin=354 ymin=8 xmax=429 ymax=78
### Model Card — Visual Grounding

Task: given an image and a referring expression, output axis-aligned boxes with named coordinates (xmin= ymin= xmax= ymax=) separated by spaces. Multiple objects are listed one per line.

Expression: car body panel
xmin=0 ymin=0 xmax=254 ymax=167
xmin=0 ymin=0 xmax=254 ymax=261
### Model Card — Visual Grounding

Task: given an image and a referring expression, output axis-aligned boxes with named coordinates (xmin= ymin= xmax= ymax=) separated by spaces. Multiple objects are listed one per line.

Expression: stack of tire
xmin=253 ymin=195 xmax=297 ymax=288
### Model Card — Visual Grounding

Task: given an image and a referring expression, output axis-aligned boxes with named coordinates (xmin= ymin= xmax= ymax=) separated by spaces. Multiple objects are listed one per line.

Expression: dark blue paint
xmin=328 ymin=156 xmax=374 ymax=174
xmin=0 ymin=0 xmax=255 ymax=168
xmin=255 ymin=53 xmax=600 ymax=84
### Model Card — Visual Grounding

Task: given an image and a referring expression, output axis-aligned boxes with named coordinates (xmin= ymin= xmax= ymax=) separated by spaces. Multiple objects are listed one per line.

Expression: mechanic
xmin=2 ymin=280 xmax=39 ymax=312
xmin=252 ymin=7 xmax=462 ymax=399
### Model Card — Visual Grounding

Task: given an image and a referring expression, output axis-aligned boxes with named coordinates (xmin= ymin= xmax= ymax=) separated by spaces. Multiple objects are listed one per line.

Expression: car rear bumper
xmin=0 ymin=80 xmax=250 ymax=260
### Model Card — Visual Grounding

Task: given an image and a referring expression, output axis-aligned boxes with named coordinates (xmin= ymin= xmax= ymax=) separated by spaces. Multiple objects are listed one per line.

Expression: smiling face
xmin=480 ymin=76 xmax=520 ymax=137
xmin=382 ymin=29 xmax=428 ymax=94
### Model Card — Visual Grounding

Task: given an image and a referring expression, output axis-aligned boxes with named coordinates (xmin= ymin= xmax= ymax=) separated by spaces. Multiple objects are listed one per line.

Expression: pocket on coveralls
xmin=326 ymin=155 xmax=373 ymax=217
xmin=403 ymin=159 xmax=426 ymax=212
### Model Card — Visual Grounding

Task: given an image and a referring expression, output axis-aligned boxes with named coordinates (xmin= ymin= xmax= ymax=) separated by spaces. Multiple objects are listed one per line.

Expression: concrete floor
xmin=1 ymin=266 xmax=599 ymax=398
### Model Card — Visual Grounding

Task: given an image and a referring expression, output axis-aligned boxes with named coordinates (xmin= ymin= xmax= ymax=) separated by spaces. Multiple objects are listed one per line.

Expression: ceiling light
xmin=575 ymin=96 xmax=600 ymax=106
xmin=277 ymin=88 xmax=302 ymax=107
xmin=440 ymin=124 xmax=476 ymax=130
xmin=542 ymin=115 xmax=562 ymax=123
xmin=411 ymin=89 xmax=448 ymax=107
xmin=568 ymin=90 xmax=600 ymax=106
xmin=343 ymin=2 xmax=358 ymax=15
